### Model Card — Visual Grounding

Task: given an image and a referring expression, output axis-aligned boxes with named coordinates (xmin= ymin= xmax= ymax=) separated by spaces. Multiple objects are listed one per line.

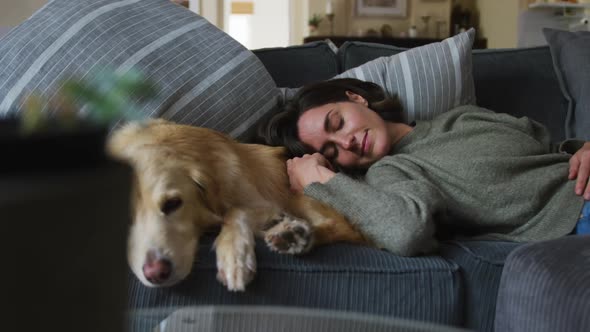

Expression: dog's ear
xmin=106 ymin=122 xmax=145 ymax=162
xmin=188 ymin=167 xmax=224 ymax=215
xmin=106 ymin=120 xmax=170 ymax=162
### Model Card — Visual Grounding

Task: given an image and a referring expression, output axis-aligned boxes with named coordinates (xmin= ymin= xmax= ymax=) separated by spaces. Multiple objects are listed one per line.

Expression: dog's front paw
xmin=264 ymin=213 xmax=314 ymax=254
xmin=216 ymin=239 xmax=256 ymax=291
xmin=215 ymin=220 xmax=256 ymax=292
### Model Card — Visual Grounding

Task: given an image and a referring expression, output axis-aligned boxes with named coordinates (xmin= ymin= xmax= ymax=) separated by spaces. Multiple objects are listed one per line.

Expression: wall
xmin=224 ymin=0 xmax=290 ymax=49
xmin=308 ymin=0 xmax=453 ymax=39
xmin=476 ymin=0 xmax=520 ymax=48
xmin=199 ymin=0 xmax=224 ymax=26
xmin=290 ymin=0 xmax=308 ymax=45
xmin=304 ymin=0 xmax=529 ymax=48
xmin=0 ymin=0 xmax=47 ymax=36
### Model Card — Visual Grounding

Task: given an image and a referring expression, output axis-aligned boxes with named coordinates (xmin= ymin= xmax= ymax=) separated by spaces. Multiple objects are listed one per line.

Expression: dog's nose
xmin=143 ymin=256 xmax=172 ymax=285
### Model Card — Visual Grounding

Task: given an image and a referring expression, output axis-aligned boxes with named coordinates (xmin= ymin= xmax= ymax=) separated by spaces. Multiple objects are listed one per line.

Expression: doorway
xmin=224 ymin=0 xmax=291 ymax=49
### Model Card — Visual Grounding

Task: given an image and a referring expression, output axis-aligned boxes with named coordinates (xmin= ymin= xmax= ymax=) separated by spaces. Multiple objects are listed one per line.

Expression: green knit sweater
xmin=304 ymin=106 xmax=585 ymax=256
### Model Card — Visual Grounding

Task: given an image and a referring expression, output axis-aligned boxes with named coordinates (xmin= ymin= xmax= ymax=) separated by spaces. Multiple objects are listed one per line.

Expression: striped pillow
xmin=0 ymin=0 xmax=278 ymax=140
xmin=337 ymin=29 xmax=476 ymax=122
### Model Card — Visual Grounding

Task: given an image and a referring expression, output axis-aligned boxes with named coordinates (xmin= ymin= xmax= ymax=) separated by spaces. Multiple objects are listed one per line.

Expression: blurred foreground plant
xmin=21 ymin=69 xmax=156 ymax=134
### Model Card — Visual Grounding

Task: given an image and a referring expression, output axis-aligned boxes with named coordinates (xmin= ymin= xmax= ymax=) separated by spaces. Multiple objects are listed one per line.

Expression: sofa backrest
xmin=252 ymin=41 xmax=339 ymax=88
xmin=471 ymin=47 xmax=567 ymax=142
xmin=253 ymin=42 xmax=568 ymax=142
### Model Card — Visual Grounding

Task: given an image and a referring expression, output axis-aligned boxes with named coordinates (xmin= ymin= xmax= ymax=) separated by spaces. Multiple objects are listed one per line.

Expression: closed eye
xmin=320 ymin=142 xmax=338 ymax=162
xmin=329 ymin=112 xmax=344 ymax=132
xmin=161 ymin=197 xmax=183 ymax=215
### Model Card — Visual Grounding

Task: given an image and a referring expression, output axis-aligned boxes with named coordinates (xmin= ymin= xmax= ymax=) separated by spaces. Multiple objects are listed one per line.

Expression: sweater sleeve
xmin=557 ymin=139 xmax=586 ymax=154
xmin=303 ymin=165 xmax=444 ymax=256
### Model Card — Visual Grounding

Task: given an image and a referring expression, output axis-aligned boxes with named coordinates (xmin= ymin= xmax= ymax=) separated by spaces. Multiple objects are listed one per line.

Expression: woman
xmin=262 ymin=78 xmax=590 ymax=256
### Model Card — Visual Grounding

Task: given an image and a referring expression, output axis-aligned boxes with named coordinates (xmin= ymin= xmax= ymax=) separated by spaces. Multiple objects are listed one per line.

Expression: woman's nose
xmin=334 ymin=134 xmax=355 ymax=150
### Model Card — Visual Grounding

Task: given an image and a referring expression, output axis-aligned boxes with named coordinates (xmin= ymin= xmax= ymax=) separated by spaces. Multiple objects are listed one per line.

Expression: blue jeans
xmin=574 ymin=200 xmax=590 ymax=235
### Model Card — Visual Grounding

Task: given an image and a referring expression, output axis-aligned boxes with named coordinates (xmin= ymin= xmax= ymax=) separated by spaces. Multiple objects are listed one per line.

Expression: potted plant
xmin=308 ymin=13 xmax=323 ymax=35
xmin=0 ymin=70 xmax=155 ymax=171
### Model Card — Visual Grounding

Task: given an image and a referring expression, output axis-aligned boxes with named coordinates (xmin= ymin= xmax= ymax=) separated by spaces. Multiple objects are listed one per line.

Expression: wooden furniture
xmin=303 ymin=35 xmax=488 ymax=49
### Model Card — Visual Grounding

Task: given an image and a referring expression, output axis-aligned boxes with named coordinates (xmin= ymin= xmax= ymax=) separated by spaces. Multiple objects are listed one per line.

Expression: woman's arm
xmin=286 ymin=153 xmax=336 ymax=193
xmin=288 ymin=155 xmax=442 ymax=256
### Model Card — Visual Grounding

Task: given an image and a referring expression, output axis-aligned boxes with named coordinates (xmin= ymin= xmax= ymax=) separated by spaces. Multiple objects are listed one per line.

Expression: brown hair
xmin=260 ymin=78 xmax=404 ymax=159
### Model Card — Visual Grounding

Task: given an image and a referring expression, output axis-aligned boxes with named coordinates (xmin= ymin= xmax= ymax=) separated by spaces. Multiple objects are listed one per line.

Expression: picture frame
xmin=355 ymin=0 xmax=407 ymax=18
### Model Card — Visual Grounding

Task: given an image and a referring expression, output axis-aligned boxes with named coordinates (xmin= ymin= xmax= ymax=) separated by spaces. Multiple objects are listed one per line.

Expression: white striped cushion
xmin=0 ymin=0 xmax=278 ymax=139
xmin=337 ymin=29 xmax=476 ymax=123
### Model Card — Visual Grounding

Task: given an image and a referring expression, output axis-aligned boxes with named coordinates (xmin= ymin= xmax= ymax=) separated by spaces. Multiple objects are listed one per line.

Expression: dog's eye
xmin=161 ymin=197 xmax=183 ymax=215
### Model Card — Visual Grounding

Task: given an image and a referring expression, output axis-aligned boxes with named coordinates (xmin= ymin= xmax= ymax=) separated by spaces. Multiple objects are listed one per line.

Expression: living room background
xmin=0 ymin=0 xmax=561 ymax=49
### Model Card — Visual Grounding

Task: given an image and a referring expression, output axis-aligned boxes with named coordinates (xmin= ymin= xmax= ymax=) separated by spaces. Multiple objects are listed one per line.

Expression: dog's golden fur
xmin=108 ymin=119 xmax=367 ymax=291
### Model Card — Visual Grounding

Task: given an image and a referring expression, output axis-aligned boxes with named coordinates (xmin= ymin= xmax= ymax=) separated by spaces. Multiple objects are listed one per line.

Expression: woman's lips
xmin=361 ymin=130 xmax=368 ymax=156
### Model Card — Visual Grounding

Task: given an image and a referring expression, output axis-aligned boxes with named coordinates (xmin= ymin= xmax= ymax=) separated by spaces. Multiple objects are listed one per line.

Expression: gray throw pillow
xmin=336 ymin=29 xmax=476 ymax=122
xmin=0 ymin=0 xmax=278 ymax=140
xmin=543 ymin=28 xmax=590 ymax=140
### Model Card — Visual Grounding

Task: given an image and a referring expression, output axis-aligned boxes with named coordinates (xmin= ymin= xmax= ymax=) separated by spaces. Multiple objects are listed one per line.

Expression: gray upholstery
xmin=494 ymin=235 xmax=590 ymax=332
xmin=253 ymin=41 xmax=340 ymax=88
xmin=129 ymin=234 xmax=464 ymax=330
xmin=336 ymin=29 xmax=476 ymax=123
xmin=440 ymin=241 xmax=523 ymax=332
xmin=471 ymin=46 xmax=567 ymax=143
xmin=125 ymin=42 xmax=579 ymax=332
xmin=130 ymin=305 xmax=469 ymax=332
xmin=337 ymin=43 xmax=568 ymax=142
xmin=0 ymin=0 xmax=278 ymax=140
xmin=543 ymin=29 xmax=590 ymax=140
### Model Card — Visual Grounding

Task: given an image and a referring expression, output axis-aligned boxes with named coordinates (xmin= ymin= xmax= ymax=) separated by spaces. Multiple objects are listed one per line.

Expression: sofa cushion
xmin=440 ymin=240 xmax=522 ymax=332
xmin=543 ymin=28 xmax=590 ymax=140
xmin=336 ymin=41 xmax=567 ymax=142
xmin=128 ymin=234 xmax=464 ymax=329
xmin=338 ymin=42 xmax=406 ymax=71
xmin=0 ymin=0 xmax=278 ymax=140
xmin=495 ymin=235 xmax=590 ymax=332
xmin=253 ymin=41 xmax=339 ymax=88
xmin=472 ymin=46 xmax=567 ymax=143
xmin=335 ymin=29 xmax=476 ymax=123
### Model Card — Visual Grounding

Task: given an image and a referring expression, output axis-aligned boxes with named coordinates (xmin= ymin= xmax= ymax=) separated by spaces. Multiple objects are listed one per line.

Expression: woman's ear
xmin=345 ymin=91 xmax=368 ymax=106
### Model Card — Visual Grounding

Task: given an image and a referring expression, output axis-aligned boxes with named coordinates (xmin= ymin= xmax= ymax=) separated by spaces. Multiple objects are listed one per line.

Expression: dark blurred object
xmin=450 ymin=4 xmax=476 ymax=36
xmin=365 ymin=28 xmax=379 ymax=37
xmin=0 ymin=118 xmax=107 ymax=172
xmin=380 ymin=24 xmax=393 ymax=37
xmin=1 ymin=120 xmax=131 ymax=332
xmin=133 ymin=306 xmax=469 ymax=332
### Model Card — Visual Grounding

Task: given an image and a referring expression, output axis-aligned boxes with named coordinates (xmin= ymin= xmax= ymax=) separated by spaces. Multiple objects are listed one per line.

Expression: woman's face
xmin=297 ymin=92 xmax=393 ymax=169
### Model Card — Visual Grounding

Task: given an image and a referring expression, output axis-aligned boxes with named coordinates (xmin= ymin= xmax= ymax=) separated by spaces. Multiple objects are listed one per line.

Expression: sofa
xmin=1 ymin=2 xmax=587 ymax=331
xmin=127 ymin=39 xmax=588 ymax=332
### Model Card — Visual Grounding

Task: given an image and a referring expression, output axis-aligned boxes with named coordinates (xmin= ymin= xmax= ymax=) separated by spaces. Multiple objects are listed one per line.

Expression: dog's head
xmin=108 ymin=120 xmax=225 ymax=287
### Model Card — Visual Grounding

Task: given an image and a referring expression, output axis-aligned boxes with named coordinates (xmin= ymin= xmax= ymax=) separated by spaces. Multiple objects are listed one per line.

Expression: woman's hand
xmin=569 ymin=142 xmax=590 ymax=200
xmin=286 ymin=153 xmax=336 ymax=193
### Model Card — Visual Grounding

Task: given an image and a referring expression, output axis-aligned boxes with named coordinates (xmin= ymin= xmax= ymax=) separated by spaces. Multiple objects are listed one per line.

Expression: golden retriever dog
xmin=108 ymin=119 xmax=367 ymax=291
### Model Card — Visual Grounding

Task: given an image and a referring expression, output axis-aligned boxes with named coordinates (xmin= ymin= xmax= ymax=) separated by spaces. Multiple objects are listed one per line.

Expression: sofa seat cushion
xmin=128 ymin=234 xmax=464 ymax=330
xmin=440 ymin=240 xmax=522 ymax=332
xmin=494 ymin=235 xmax=590 ymax=332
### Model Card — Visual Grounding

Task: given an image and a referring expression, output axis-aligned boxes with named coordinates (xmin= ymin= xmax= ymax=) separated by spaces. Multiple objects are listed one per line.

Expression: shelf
xmin=529 ymin=1 xmax=590 ymax=9
xmin=303 ymin=36 xmax=488 ymax=49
